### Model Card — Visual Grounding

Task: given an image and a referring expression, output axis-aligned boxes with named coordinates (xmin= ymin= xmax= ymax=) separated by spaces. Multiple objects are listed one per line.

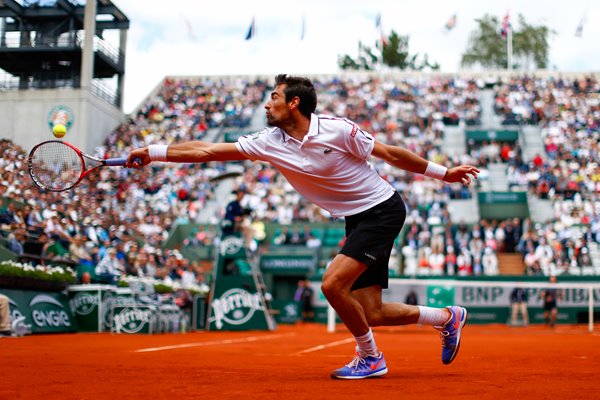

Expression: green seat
xmin=323 ymin=228 xmax=345 ymax=247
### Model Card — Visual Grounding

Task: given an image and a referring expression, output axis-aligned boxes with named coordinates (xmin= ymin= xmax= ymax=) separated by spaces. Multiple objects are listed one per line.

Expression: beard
xmin=266 ymin=114 xmax=279 ymax=127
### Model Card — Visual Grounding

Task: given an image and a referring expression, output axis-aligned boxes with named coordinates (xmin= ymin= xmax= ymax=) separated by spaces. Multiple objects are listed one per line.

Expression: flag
xmin=183 ymin=17 xmax=196 ymax=41
xmin=245 ymin=17 xmax=255 ymax=40
xmin=300 ymin=15 xmax=305 ymax=40
xmin=500 ymin=12 xmax=511 ymax=38
xmin=375 ymin=13 xmax=388 ymax=48
xmin=575 ymin=16 xmax=586 ymax=37
xmin=445 ymin=14 xmax=457 ymax=31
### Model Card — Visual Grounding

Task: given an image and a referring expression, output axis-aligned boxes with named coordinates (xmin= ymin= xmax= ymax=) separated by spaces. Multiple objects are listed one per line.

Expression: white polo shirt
xmin=236 ymin=113 xmax=395 ymax=217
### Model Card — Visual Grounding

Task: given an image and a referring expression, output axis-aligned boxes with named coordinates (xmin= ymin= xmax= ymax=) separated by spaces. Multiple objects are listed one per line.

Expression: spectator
xmin=300 ymin=279 xmax=314 ymax=322
xmin=0 ymin=294 xmax=11 ymax=337
xmin=95 ymin=248 xmax=122 ymax=285
xmin=509 ymin=287 xmax=529 ymax=327
xmin=404 ymin=289 xmax=419 ymax=306
xmin=7 ymin=228 xmax=25 ymax=256
xmin=540 ymin=275 xmax=563 ymax=328
xmin=482 ymin=247 xmax=499 ymax=275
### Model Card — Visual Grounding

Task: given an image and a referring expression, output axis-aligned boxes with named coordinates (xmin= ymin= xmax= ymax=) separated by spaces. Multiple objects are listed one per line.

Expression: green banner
xmin=208 ymin=277 xmax=270 ymax=330
xmin=1 ymin=289 xmax=76 ymax=333
xmin=207 ymin=235 xmax=274 ymax=331
xmin=112 ymin=304 xmax=157 ymax=334
xmin=478 ymin=191 xmax=527 ymax=204
xmin=260 ymin=254 xmax=316 ymax=275
xmin=466 ymin=129 xmax=518 ymax=142
xmin=271 ymin=299 xmax=300 ymax=324
xmin=68 ymin=285 xmax=115 ymax=333
xmin=224 ymin=131 xmax=250 ymax=143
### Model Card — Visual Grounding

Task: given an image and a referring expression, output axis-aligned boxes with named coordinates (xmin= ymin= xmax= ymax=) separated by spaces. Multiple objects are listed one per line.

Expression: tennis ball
xmin=53 ymin=124 xmax=67 ymax=138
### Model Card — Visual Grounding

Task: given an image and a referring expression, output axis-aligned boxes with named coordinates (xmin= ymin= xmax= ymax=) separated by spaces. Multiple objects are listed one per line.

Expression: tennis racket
xmin=28 ymin=140 xmax=139 ymax=192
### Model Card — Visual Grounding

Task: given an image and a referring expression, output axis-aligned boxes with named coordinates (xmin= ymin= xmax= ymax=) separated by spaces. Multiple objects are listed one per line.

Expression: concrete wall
xmin=0 ymin=88 xmax=124 ymax=153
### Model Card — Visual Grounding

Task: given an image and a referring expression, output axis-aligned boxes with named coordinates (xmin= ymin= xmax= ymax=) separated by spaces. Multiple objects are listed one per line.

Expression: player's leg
xmin=550 ymin=306 xmax=558 ymax=327
xmin=543 ymin=301 xmax=553 ymax=325
xmin=511 ymin=303 xmax=519 ymax=325
xmin=520 ymin=302 xmax=529 ymax=326
xmin=0 ymin=295 xmax=11 ymax=336
xmin=353 ymin=286 xmax=467 ymax=365
xmin=322 ymin=254 xmax=387 ymax=379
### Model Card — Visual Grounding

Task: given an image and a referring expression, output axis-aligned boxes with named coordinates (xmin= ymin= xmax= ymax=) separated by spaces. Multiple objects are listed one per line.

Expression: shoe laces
xmin=439 ymin=330 xmax=450 ymax=348
xmin=346 ymin=353 xmax=366 ymax=369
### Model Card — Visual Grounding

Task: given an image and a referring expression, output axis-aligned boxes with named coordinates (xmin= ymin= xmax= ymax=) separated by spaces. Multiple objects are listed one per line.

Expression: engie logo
xmin=210 ymin=288 xmax=264 ymax=329
xmin=70 ymin=292 xmax=98 ymax=315
xmin=29 ymin=294 xmax=71 ymax=328
xmin=7 ymin=296 xmax=24 ymax=323
xmin=113 ymin=307 xmax=153 ymax=334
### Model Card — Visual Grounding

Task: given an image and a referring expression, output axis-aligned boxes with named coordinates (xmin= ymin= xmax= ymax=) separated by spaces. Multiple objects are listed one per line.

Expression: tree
xmin=461 ymin=14 xmax=553 ymax=69
xmin=338 ymin=30 xmax=439 ymax=71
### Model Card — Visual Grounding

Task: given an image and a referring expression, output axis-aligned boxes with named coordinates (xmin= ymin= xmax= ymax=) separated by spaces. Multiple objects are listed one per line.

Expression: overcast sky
xmin=108 ymin=0 xmax=600 ymax=113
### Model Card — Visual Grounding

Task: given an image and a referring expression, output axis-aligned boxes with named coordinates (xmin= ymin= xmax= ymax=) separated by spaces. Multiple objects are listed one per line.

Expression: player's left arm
xmin=371 ymin=141 xmax=480 ymax=185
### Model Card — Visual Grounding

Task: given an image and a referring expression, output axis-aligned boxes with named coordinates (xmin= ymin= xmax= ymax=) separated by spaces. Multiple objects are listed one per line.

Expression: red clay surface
xmin=2 ymin=323 xmax=600 ymax=400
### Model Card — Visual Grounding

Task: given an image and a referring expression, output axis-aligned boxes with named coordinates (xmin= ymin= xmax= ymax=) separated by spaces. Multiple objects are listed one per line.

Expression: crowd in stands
xmin=498 ymin=76 xmax=599 ymax=201
xmin=400 ymin=208 xmax=596 ymax=277
xmin=0 ymin=77 xmax=269 ymax=289
xmin=0 ymin=73 xmax=598 ymax=285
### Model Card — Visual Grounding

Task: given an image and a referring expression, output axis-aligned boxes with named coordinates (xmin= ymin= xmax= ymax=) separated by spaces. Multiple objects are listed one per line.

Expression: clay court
xmin=2 ymin=323 xmax=600 ymax=399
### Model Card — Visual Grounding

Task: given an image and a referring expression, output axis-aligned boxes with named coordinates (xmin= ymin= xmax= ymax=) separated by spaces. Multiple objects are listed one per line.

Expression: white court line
xmin=134 ymin=333 xmax=295 ymax=353
xmin=294 ymin=338 xmax=355 ymax=355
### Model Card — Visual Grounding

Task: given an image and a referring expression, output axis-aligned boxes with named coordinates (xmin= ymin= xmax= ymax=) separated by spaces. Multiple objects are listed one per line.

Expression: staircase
xmin=526 ymin=192 xmax=554 ymax=224
xmin=487 ymin=163 xmax=509 ymax=191
xmin=447 ymin=197 xmax=480 ymax=225
xmin=521 ymin=126 xmax=545 ymax=162
xmin=498 ymin=253 xmax=526 ymax=275
xmin=442 ymin=125 xmax=467 ymax=158
xmin=479 ymin=90 xmax=503 ymax=128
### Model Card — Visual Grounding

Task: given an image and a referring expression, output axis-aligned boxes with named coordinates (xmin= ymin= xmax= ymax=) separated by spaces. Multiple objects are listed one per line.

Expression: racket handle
xmin=105 ymin=157 xmax=127 ymax=166
xmin=105 ymin=157 xmax=143 ymax=167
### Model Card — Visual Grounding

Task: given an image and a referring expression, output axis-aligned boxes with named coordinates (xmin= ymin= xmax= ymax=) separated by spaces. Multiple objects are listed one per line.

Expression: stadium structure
xmin=0 ymin=0 xmax=598 ymax=337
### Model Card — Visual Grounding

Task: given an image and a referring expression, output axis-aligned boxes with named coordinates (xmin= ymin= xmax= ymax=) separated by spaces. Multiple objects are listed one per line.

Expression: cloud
xmin=110 ymin=0 xmax=600 ymax=112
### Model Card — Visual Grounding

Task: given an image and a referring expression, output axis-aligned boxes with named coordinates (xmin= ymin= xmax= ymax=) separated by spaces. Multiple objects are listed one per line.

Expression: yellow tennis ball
xmin=53 ymin=124 xmax=66 ymax=138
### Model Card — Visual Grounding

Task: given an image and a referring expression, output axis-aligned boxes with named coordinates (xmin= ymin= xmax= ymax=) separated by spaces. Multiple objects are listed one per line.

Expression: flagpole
xmin=507 ymin=26 xmax=513 ymax=71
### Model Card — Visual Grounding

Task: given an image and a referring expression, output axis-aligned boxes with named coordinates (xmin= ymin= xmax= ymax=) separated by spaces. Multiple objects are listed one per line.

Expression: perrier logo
xmin=210 ymin=288 xmax=264 ymax=330
xmin=71 ymin=292 xmax=98 ymax=316
xmin=113 ymin=307 xmax=153 ymax=334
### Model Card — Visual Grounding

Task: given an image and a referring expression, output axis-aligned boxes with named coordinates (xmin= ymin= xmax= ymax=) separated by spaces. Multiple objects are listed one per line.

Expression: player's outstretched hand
xmin=443 ymin=165 xmax=480 ymax=185
xmin=126 ymin=147 xmax=151 ymax=168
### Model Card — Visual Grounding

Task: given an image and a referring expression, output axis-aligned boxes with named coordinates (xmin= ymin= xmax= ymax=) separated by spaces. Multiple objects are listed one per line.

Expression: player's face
xmin=265 ymin=84 xmax=292 ymax=127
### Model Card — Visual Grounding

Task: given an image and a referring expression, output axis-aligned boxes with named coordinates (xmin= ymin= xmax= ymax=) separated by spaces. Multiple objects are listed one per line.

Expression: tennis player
xmin=127 ymin=74 xmax=479 ymax=379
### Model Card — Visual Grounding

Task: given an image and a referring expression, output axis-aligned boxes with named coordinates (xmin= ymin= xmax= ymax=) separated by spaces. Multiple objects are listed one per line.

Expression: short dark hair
xmin=274 ymin=74 xmax=317 ymax=118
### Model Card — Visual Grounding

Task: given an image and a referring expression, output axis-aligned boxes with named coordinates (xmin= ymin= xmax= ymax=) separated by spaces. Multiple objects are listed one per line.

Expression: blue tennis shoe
xmin=435 ymin=306 xmax=467 ymax=365
xmin=331 ymin=352 xmax=388 ymax=379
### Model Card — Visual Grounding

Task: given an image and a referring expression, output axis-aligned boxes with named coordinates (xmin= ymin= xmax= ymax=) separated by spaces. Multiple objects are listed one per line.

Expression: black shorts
xmin=544 ymin=301 xmax=557 ymax=311
xmin=340 ymin=192 xmax=406 ymax=291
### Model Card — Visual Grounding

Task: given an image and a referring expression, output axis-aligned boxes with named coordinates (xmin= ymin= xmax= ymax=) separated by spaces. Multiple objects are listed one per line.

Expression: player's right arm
xmin=126 ymin=141 xmax=248 ymax=168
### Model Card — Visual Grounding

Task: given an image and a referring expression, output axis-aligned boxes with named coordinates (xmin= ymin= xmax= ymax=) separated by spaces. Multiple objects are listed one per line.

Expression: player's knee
xmin=321 ymin=275 xmax=344 ymax=301
xmin=365 ymin=310 xmax=384 ymax=326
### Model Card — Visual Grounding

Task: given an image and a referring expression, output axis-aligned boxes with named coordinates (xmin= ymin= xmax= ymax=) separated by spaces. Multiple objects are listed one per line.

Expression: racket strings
xmin=29 ymin=142 xmax=84 ymax=191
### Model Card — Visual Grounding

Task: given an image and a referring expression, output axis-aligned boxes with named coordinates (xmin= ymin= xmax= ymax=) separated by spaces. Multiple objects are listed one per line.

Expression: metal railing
xmin=0 ymin=31 xmax=124 ymax=67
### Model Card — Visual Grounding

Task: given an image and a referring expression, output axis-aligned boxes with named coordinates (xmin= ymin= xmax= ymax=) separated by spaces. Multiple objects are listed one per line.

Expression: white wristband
xmin=424 ymin=161 xmax=447 ymax=180
xmin=148 ymin=145 xmax=168 ymax=162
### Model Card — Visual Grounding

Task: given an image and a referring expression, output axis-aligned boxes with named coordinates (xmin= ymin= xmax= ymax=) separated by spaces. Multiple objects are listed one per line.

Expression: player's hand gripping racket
xmin=28 ymin=140 xmax=139 ymax=192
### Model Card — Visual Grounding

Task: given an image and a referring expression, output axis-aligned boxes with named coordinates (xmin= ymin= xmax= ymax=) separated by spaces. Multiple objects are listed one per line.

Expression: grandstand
xmin=0 ymin=0 xmax=598 ymax=333
xmin=0 ymin=71 xmax=598 ymax=323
